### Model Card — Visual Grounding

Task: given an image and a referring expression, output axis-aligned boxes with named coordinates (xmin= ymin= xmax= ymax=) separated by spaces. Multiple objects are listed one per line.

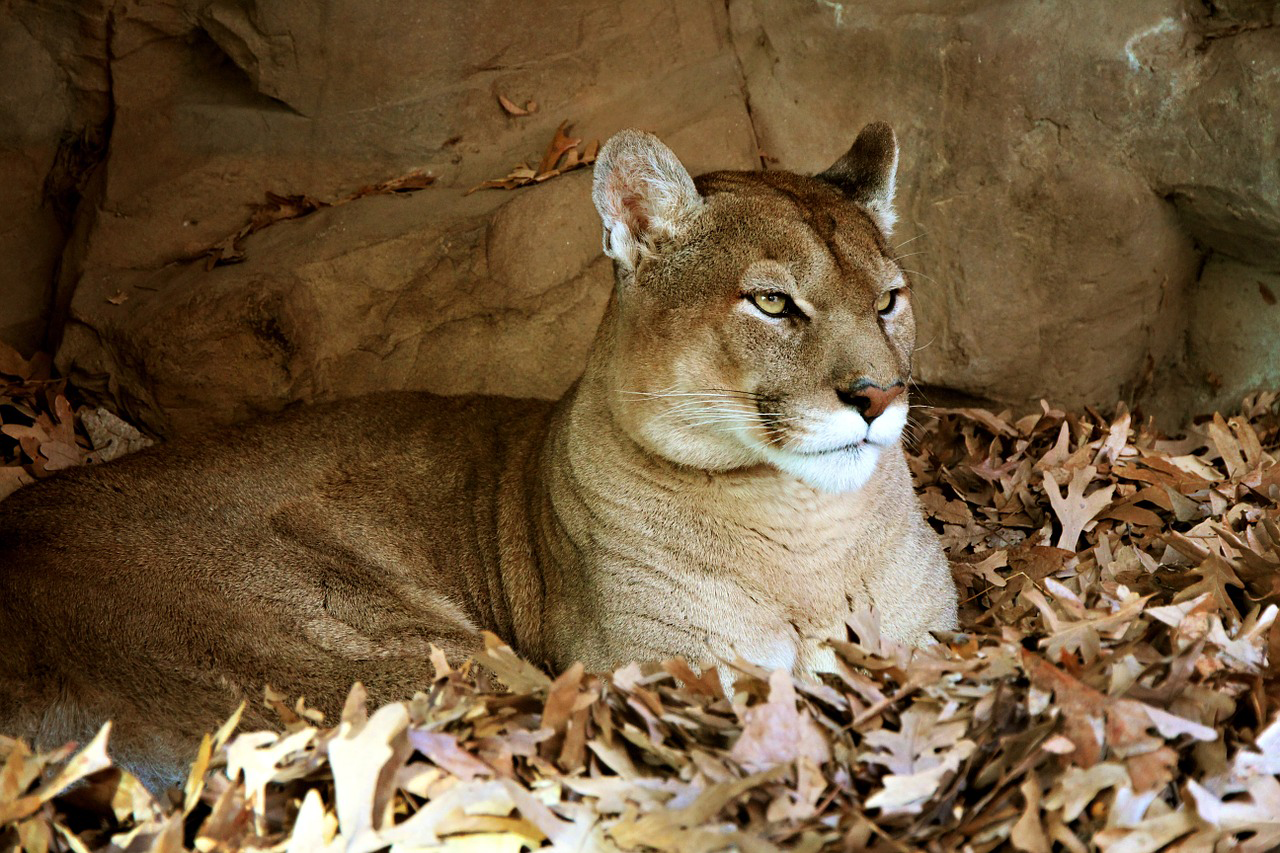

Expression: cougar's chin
xmin=763 ymin=443 xmax=885 ymax=493
xmin=757 ymin=404 xmax=908 ymax=493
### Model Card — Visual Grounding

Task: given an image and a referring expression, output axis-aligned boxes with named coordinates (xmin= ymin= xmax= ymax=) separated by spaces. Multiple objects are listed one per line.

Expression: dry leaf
xmin=497 ymin=93 xmax=537 ymax=116
xmin=1044 ymin=465 xmax=1116 ymax=551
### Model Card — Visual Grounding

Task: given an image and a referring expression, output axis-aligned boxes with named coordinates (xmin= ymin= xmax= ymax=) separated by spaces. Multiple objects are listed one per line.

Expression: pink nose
xmin=837 ymin=381 xmax=904 ymax=420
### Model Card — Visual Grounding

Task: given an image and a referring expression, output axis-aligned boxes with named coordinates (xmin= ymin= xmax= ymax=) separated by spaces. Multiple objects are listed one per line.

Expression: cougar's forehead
xmin=694 ymin=171 xmax=899 ymax=296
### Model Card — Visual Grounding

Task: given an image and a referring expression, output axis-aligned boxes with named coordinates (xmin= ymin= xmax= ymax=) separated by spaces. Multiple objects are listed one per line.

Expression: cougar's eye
xmin=751 ymin=292 xmax=792 ymax=317
xmin=875 ymin=289 xmax=898 ymax=315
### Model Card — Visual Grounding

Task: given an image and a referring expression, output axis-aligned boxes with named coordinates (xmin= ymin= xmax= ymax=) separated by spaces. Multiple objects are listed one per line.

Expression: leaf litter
xmin=1 ymin=384 xmax=1279 ymax=851
xmin=0 ymin=341 xmax=152 ymax=500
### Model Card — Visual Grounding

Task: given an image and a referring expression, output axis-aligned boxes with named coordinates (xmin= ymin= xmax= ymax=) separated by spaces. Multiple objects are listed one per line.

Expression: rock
xmin=0 ymin=16 xmax=71 ymax=354
xmin=1 ymin=0 xmax=1275 ymax=430
xmin=1186 ymin=259 xmax=1280 ymax=414
xmin=54 ymin=0 xmax=758 ymax=434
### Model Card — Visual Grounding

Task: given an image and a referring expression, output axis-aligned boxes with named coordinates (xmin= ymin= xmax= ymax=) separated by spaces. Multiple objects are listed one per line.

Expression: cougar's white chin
xmin=764 ymin=443 xmax=885 ymax=493
xmin=761 ymin=404 xmax=908 ymax=493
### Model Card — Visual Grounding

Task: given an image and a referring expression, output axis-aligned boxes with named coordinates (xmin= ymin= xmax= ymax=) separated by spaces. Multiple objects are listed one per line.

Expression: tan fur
xmin=0 ymin=124 xmax=956 ymax=790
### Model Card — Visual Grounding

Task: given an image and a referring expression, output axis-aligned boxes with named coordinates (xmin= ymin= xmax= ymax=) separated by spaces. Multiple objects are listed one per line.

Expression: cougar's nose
xmin=836 ymin=380 xmax=905 ymax=420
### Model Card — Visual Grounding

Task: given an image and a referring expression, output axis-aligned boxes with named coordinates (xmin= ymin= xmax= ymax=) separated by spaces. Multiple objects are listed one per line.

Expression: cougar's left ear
xmin=592 ymin=129 xmax=703 ymax=273
xmin=816 ymin=121 xmax=899 ymax=235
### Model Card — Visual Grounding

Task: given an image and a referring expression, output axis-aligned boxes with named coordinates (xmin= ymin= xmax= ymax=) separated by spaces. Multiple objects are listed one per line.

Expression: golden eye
xmin=752 ymin=292 xmax=790 ymax=316
xmin=875 ymin=289 xmax=897 ymax=314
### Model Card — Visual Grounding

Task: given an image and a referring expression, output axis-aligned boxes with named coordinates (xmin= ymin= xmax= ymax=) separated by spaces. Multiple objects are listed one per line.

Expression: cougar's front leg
xmin=866 ymin=522 xmax=958 ymax=647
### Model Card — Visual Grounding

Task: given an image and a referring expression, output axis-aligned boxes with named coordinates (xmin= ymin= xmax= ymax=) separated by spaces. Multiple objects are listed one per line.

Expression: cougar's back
xmin=0 ymin=392 xmax=552 ymax=789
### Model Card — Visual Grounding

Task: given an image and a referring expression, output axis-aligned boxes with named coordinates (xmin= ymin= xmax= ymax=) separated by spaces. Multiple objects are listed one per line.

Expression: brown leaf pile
xmin=468 ymin=121 xmax=600 ymax=194
xmin=3 ymin=393 xmax=1279 ymax=852
xmin=201 ymin=170 xmax=435 ymax=269
xmin=0 ymin=343 xmax=151 ymax=501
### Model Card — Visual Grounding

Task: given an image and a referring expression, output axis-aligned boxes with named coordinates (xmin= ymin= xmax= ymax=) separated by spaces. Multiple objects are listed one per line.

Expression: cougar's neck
xmin=535 ymin=307 xmax=902 ymax=574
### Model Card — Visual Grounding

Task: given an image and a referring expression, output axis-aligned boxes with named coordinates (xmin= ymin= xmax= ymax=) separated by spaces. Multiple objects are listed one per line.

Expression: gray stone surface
xmin=1187 ymin=258 xmax=1280 ymax=414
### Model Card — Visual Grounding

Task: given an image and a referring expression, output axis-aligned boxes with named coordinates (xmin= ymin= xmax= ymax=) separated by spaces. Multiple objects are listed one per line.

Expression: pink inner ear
xmin=620 ymin=193 xmax=650 ymax=234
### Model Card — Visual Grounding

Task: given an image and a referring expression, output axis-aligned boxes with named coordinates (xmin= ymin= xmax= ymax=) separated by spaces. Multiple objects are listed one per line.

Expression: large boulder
xmin=52 ymin=0 xmax=758 ymax=434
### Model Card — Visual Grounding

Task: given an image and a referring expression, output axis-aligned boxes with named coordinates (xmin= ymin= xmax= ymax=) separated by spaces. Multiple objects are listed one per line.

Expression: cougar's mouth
xmin=792 ymin=439 xmax=868 ymax=456
xmin=757 ymin=400 xmax=908 ymax=457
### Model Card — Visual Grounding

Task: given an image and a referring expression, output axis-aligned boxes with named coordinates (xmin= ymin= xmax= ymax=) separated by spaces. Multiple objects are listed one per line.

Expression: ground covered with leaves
xmin=1 ymin=363 xmax=1278 ymax=851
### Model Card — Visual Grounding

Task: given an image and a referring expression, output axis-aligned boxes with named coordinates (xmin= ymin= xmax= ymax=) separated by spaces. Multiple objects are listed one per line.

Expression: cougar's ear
xmin=816 ymin=121 xmax=899 ymax=235
xmin=592 ymin=129 xmax=703 ymax=272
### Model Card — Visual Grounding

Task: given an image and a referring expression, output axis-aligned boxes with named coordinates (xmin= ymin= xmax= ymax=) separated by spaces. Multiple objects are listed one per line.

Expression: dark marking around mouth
xmin=793 ymin=441 xmax=867 ymax=457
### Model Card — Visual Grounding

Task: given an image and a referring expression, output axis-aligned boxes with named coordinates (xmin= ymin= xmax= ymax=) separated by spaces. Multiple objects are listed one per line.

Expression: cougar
xmin=0 ymin=122 xmax=957 ymax=790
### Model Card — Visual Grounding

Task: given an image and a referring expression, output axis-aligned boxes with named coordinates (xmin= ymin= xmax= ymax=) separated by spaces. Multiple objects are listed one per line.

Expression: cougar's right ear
xmin=592 ymin=129 xmax=703 ymax=273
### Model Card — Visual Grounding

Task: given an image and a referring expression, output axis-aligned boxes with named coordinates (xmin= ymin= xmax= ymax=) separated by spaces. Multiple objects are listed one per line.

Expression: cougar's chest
xmin=668 ymin=514 xmax=869 ymax=668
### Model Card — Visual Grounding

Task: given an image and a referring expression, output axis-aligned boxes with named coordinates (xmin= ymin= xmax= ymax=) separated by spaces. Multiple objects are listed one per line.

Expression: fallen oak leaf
xmin=1172 ymin=555 xmax=1245 ymax=619
xmin=1208 ymin=413 xmax=1249 ymax=479
xmin=201 ymin=170 xmax=434 ymax=267
xmin=353 ymin=171 xmax=435 ymax=198
xmin=80 ymin=406 xmax=153 ymax=463
xmin=479 ymin=631 xmax=552 ymax=693
xmin=0 ymin=465 xmax=34 ymax=500
xmin=0 ymin=723 xmax=115 ymax=824
xmin=536 ymin=120 xmax=582 ymax=176
xmin=1188 ymin=776 xmax=1280 ymax=853
xmin=408 ymin=731 xmax=493 ymax=781
xmin=729 ymin=669 xmax=830 ymax=773
xmin=1044 ymin=465 xmax=1115 ymax=551
xmin=1010 ymin=771 xmax=1051 ymax=853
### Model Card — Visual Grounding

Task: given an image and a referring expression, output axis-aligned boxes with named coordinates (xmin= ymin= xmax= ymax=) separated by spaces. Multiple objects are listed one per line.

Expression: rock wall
xmin=0 ymin=0 xmax=1276 ymax=434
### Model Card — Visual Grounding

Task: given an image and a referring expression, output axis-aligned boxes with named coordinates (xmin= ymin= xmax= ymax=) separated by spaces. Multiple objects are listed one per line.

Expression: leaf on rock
xmin=469 ymin=121 xmax=599 ymax=194
xmin=200 ymin=170 xmax=434 ymax=267
xmin=497 ymin=93 xmax=537 ymax=116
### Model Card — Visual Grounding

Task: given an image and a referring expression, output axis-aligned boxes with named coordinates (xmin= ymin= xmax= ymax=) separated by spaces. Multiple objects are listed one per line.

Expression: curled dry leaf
xmin=497 ymin=93 xmax=538 ymax=116
xmin=200 ymin=170 xmax=434 ymax=268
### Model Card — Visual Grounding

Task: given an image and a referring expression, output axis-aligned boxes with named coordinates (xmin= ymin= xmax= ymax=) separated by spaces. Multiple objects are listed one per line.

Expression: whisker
xmin=704 ymin=387 xmax=767 ymax=399
xmin=900 ymin=268 xmax=940 ymax=286
xmin=620 ymin=391 xmax=760 ymax=400
xmin=893 ymin=232 xmax=927 ymax=250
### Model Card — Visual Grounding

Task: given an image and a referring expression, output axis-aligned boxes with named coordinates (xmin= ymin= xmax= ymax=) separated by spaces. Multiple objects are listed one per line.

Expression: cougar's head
xmin=591 ymin=123 xmax=916 ymax=494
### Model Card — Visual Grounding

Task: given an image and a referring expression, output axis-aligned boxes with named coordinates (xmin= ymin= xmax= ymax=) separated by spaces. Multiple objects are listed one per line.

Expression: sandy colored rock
xmin=1186 ymin=259 xmax=1280 ymax=414
xmin=54 ymin=0 xmax=758 ymax=434
xmin=0 ymin=16 xmax=71 ymax=354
